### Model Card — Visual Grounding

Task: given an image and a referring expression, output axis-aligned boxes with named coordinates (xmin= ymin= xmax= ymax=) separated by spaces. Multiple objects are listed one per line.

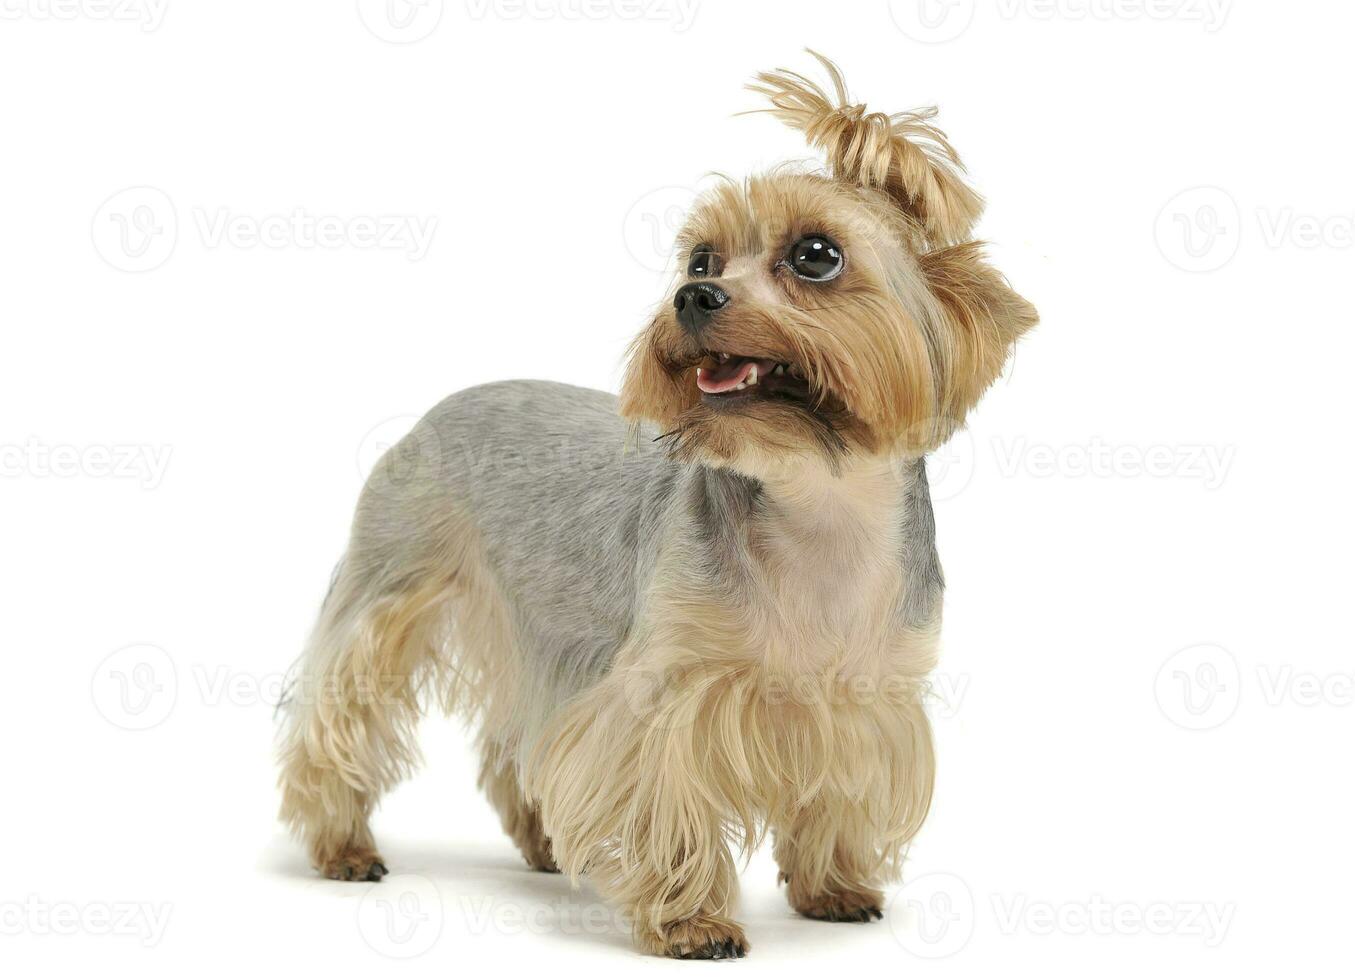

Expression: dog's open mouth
xmin=695 ymin=352 xmax=814 ymax=405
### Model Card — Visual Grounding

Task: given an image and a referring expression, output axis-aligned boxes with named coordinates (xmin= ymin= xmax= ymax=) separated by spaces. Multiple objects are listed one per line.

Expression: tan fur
xmin=279 ymin=53 xmax=1033 ymax=959
xmin=748 ymin=50 xmax=984 ymax=246
xmin=920 ymin=241 xmax=1039 ymax=424
xmin=277 ymin=503 xmax=532 ymax=877
xmin=478 ymin=751 xmax=558 ymax=873
xmin=524 ymin=459 xmax=937 ymax=951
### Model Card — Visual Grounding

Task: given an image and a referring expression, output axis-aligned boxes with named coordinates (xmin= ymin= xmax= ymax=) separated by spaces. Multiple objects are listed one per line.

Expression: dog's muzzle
xmin=673 ymin=282 xmax=730 ymax=336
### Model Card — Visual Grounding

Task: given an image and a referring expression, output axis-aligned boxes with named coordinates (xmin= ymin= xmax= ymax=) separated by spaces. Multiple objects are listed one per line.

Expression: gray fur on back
xmin=352 ymin=380 xmax=942 ymax=729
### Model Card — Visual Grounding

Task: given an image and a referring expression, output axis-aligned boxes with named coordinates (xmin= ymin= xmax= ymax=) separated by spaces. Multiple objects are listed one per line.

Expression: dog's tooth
xmin=772 ymin=364 xmax=785 ymax=376
xmin=747 ymin=365 xmax=758 ymax=385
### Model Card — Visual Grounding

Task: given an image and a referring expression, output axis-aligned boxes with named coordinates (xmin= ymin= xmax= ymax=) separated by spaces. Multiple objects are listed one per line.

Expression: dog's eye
xmin=787 ymin=235 xmax=843 ymax=281
xmin=687 ymin=246 xmax=721 ymax=278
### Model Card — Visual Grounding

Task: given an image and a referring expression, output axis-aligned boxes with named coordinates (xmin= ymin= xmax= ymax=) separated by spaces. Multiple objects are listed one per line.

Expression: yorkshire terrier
xmin=278 ymin=52 xmax=1035 ymax=959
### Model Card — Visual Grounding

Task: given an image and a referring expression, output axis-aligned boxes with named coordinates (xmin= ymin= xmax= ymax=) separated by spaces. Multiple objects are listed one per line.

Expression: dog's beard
xmin=652 ymin=365 xmax=866 ymax=470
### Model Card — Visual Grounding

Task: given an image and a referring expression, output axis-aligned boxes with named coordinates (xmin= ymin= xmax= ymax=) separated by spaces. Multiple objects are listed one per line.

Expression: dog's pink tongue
xmin=696 ymin=358 xmax=755 ymax=394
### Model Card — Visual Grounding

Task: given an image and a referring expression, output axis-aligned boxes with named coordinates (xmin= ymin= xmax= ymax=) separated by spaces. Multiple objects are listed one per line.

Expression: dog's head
xmin=620 ymin=52 xmax=1037 ymax=476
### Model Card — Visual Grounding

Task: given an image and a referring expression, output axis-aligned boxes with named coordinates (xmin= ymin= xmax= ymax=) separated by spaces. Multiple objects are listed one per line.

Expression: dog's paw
xmin=523 ymin=850 xmax=560 ymax=874
xmin=518 ymin=836 xmax=560 ymax=874
xmin=643 ymin=914 xmax=750 ymax=959
xmin=319 ymin=847 xmax=388 ymax=883
xmin=792 ymin=887 xmax=885 ymax=923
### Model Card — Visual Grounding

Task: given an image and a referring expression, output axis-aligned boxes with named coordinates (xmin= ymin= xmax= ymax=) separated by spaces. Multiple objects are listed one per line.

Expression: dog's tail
xmin=746 ymin=49 xmax=983 ymax=246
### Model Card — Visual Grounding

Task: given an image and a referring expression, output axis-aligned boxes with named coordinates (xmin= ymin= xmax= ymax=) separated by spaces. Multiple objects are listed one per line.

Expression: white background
xmin=2 ymin=1 xmax=1352 ymax=976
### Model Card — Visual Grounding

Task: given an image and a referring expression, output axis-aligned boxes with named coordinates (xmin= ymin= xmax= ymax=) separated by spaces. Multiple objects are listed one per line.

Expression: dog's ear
xmin=749 ymin=50 xmax=983 ymax=247
xmin=919 ymin=241 xmax=1038 ymax=425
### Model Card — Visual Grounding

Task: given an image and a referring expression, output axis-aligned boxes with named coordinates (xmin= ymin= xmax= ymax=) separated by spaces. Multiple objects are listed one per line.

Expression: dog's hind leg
xmin=276 ymin=546 xmax=454 ymax=882
xmin=478 ymin=749 xmax=558 ymax=872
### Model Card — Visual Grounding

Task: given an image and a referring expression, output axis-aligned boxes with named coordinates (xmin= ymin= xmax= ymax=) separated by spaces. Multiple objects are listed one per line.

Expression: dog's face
xmin=619 ymin=55 xmax=1037 ymax=476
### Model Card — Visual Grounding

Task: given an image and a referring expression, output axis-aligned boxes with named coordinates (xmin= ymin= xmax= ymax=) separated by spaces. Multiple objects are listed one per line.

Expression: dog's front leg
xmin=773 ymin=797 xmax=887 ymax=922
xmin=527 ymin=662 xmax=750 ymax=959
xmin=772 ymin=692 xmax=935 ymax=923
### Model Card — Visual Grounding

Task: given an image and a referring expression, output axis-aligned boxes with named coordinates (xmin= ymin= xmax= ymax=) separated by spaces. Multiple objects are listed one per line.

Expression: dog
xmin=277 ymin=52 xmax=1036 ymax=959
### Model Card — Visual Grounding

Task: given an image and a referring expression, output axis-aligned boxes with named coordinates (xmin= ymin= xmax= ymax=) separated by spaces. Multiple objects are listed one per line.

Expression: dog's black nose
xmin=673 ymin=282 xmax=729 ymax=334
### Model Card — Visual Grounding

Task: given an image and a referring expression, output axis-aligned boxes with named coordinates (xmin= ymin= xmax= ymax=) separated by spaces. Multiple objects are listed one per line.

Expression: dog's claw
xmin=677 ymin=938 xmax=746 ymax=960
xmin=321 ymin=850 xmax=389 ymax=884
